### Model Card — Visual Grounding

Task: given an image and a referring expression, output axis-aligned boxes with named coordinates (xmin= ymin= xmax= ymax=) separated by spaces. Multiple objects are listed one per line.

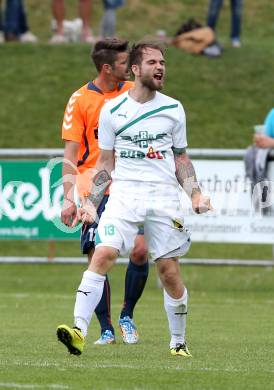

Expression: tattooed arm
xmin=173 ymin=147 xmax=211 ymax=214
xmin=76 ymin=150 xmax=114 ymax=224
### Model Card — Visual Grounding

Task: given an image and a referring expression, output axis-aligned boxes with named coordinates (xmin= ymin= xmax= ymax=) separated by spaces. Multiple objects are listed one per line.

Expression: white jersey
xmin=98 ymin=90 xmax=187 ymax=197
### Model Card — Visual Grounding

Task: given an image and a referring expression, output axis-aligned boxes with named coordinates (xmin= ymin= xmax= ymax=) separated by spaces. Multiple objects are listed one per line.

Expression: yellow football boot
xmin=170 ymin=343 xmax=192 ymax=357
xmin=57 ymin=324 xmax=85 ymax=355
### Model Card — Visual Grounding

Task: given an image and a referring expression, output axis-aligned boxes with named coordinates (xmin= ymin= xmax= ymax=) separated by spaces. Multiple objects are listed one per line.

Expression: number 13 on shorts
xmin=104 ymin=224 xmax=115 ymax=236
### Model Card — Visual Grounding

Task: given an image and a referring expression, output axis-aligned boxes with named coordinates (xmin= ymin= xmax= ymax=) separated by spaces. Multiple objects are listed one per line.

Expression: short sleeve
xmin=61 ymin=93 xmax=85 ymax=142
xmin=98 ymin=104 xmax=115 ymax=150
xmin=264 ymin=108 xmax=274 ymax=138
xmin=172 ymin=102 xmax=188 ymax=149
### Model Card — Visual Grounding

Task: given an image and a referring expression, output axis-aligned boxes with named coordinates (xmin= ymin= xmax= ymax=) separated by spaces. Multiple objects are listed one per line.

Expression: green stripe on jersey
xmin=115 ymin=104 xmax=178 ymax=136
xmin=110 ymin=97 xmax=128 ymax=114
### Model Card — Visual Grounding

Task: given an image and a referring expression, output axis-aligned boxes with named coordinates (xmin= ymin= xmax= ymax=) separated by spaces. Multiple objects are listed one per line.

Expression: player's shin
xmin=163 ymin=288 xmax=188 ymax=348
xmin=74 ymin=270 xmax=106 ymax=336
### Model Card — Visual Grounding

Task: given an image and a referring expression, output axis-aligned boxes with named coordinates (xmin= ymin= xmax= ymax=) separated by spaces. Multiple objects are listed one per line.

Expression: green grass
xmin=0 ymin=263 xmax=273 ymax=390
xmin=0 ymin=42 xmax=273 ymax=149
xmin=25 ymin=0 xmax=274 ymax=42
xmin=0 ymin=4 xmax=273 ymax=388
xmin=0 ymin=0 xmax=274 ymax=148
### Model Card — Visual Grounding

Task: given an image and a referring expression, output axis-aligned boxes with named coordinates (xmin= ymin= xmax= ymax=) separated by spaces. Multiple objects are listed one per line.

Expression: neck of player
xmin=129 ymin=84 xmax=156 ymax=104
xmin=93 ymin=75 xmax=120 ymax=93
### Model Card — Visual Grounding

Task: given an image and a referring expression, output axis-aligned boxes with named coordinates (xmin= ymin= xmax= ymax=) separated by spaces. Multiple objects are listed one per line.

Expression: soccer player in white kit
xmin=57 ymin=42 xmax=211 ymax=357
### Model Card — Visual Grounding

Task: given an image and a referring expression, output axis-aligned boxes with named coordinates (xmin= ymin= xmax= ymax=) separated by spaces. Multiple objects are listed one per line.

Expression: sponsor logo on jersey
xmin=121 ymin=131 xmax=167 ymax=148
xmin=120 ymin=147 xmax=167 ymax=160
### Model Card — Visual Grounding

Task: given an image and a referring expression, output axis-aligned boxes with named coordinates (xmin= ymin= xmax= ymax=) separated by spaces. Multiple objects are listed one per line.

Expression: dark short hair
xmin=129 ymin=41 xmax=166 ymax=68
xmin=91 ymin=38 xmax=129 ymax=72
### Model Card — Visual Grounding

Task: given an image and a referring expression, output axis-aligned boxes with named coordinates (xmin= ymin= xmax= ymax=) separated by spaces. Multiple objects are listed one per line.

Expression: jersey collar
xmin=117 ymin=81 xmax=125 ymax=91
xmin=87 ymin=81 xmax=125 ymax=94
xmin=87 ymin=81 xmax=103 ymax=94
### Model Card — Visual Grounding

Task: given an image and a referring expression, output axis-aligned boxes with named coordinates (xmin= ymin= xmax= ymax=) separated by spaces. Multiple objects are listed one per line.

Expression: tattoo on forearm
xmin=93 ymin=169 xmax=111 ymax=186
xmin=88 ymin=169 xmax=111 ymax=209
xmin=174 ymin=153 xmax=201 ymax=198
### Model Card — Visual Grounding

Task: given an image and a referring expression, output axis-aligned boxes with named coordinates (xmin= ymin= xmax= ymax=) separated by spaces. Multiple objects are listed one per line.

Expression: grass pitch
xmin=0 ymin=263 xmax=273 ymax=390
xmin=0 ymin=3 xmax=274 ymax=386
xmin=1 ymin=1 xmax=274 ymax=150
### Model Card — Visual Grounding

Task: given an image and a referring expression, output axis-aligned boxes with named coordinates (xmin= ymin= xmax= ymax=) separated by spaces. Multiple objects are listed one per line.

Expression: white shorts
xmin=95 ymin=193 xmax=191 ymax=261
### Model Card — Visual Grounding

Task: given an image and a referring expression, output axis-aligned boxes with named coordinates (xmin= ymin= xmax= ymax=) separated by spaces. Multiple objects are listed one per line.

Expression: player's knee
xmin=158 ymin=264 xmax=178 ymax=287
xmin=130 ymin=244 xmax=148 ymax=265
xmin=131 ymin=235 xmax=148 ymax=264
xmin=89 ymin=246 xmax=117 ymax=272
xmin=162 ymin=270 xmax=178 ymax=288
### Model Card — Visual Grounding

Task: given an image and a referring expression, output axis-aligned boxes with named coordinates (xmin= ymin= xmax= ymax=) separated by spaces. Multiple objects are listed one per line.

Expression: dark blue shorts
xmin=80 ymin=195 xmax=144 ymax=255
xmin=80 ymin=195 xmax=109 ymax=255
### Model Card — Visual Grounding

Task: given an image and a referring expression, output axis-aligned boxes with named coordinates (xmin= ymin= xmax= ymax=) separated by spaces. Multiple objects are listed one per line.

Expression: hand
xmin=61 ymin=199 xmax=78 ymax=227
xmin=191 ymin=193 xmax=212 ymax=214
xmin=254 ymin=133 xmax=274 ymax=148
xmin=77 ymin=202 xmax=97 ymax=225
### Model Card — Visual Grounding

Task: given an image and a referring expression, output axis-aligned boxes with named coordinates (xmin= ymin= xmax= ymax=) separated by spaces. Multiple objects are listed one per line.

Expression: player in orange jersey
xmin=60 ymin=38 xmax=148 ymax=345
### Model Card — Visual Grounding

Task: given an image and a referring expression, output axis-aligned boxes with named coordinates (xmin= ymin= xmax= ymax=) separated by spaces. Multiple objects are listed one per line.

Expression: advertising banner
xmin=0 ymin=160 xmax=79 ymax=240
xmin=0 ymin=158 xmax=274 ymax=243
xmin=182 ymin=160 xmax=274 ymax=244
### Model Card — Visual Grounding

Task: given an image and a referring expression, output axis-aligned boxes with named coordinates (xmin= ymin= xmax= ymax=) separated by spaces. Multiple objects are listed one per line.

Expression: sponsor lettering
xmin=120 ymin=147 xmax=166 ymax=160
xmin=121 ymin=130 xmax=167 ymax=148
xmin=0 ymin=166 xmax=63 ymax=221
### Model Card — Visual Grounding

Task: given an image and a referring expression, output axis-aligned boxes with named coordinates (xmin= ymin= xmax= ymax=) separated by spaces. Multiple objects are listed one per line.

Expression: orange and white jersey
xmin=61 ymin=80 xmax=133 ymax=195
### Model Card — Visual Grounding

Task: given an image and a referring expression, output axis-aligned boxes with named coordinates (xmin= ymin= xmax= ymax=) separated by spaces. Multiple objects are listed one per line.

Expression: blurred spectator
xmin=3 ymin=0 xmax=38 ymax=43
xmin=206 ymin=0 xmax=243 ymax=48
xmin=100 ymin=0 xmax=125 ymax=38
xmin=172 ymin=18 xmax=222 ymax=58
xmin=50 ymin=0 xmax=95 ymax=44
xmin=173 ymin=18 xmax=217 ymax=56
xmin=0 ymin=1 xmax=4 ymax=43
xmin=245 ymin=109 xmax=274 ymax=213
xmin=254 ymin=109 xmax=274 ymax=148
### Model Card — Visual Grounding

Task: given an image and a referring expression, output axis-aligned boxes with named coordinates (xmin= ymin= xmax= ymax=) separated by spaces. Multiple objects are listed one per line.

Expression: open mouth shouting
xmin=154 ymin=72 xmax=163 ymax=81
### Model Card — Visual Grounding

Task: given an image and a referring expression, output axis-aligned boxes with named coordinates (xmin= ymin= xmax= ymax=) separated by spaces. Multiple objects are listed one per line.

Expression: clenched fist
xmin=191 ymin=192 xmax=212 ymax=214
xmin=61 ymin=199 xmax=78 ymax=227
xmin=77 ymin=202 xmax=97 ymax=225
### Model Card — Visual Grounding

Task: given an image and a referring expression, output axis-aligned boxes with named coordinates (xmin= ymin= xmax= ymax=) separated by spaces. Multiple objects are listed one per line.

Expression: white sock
xmin=163 ymin=288 xmax=188 ymax=349
xmin=74 ymin=270 xmax=105 ymax=337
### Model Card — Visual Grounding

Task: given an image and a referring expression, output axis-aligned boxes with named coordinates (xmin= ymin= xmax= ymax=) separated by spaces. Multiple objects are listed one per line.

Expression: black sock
xmin=95 ymin=274 xmax=115 ymax=334
xmin=120 ymin=259 xmax=149 ymax=319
